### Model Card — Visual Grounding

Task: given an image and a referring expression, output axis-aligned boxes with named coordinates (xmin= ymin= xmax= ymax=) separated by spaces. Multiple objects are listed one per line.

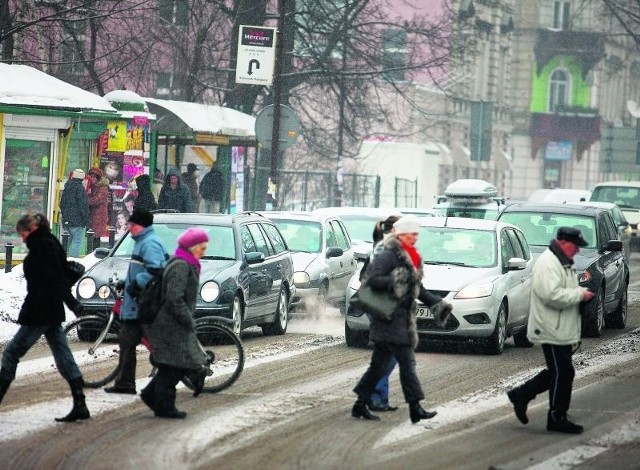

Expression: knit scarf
xmin=401 ymin=241 xmax=421 ymax=269
xmin=174 ymin=246 xmax=201 ymax=274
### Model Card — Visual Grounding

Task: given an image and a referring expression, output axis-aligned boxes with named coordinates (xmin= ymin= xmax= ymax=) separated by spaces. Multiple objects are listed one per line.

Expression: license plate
xmin=415 ymin=307 xmax=434 ymax=319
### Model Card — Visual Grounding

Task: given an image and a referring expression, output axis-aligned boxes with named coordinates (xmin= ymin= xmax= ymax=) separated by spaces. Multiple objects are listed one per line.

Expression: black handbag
xmin=65 ymin=260 xmax=86 ymax=285
xmin=349 ymin=284 xmax=398 ymax=322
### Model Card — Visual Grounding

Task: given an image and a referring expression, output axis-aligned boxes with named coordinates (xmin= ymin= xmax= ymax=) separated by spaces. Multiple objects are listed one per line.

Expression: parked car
xmin=589 ymin=180 xmax=640 ymax=248
xmin=345 ymin=217 xmax=535 ymax=355
xmin=260 ymin=211 xmax=357 ymax=312
xmin=572 ymin=201 xmax=631 ymax=262
xmin=75 ymin=212 xmax=295 ymax=336
xmin=497 ymin=202 xmax=628 ymax=337
xmin=432 ymin=179 xmax=506 ymax=220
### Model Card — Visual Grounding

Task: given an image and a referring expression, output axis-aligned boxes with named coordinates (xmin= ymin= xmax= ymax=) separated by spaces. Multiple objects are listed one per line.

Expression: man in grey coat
xmin=507 ymin=227 xmax=594 ymax=434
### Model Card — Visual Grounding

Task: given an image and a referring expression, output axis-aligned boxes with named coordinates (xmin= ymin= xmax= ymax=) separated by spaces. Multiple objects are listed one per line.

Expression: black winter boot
xmin=55 ymin=377 xmax=90 ymax=422
xmin=351 ymin=398 xmax=380 ymax=421
xmin=507 ymin=389 xmax=531 ymax=425
xmin=154 ymin=384 xmax=186 ymax=419
xmin=0 ymin=375 xmax=12 ymax=404
xmin=409 ymin=402 xmax=437 ymax=423
xmin=547 ymin=410 xmax=583 ymax=434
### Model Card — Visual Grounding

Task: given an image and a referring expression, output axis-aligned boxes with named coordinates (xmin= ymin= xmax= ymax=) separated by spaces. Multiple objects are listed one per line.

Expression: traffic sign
xmin=235 ymin=25 xmax=277 ymax=86
xmin=254 ymin=104 xmax=301 ymax=151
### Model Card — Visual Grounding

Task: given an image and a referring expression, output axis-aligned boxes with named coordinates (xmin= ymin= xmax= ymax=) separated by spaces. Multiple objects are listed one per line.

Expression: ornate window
xmin=548 ymin=68 xmax=570 ymax=112
xmin=553 ymin=1 xmax=571 ymax=30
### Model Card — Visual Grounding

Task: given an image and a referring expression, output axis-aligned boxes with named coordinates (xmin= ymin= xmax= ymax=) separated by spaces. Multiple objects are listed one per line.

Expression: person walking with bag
xmin=140 ymin=227 xmax=209 ymax=419
xmin=352 ymin=215 xmax=452 ymax=423
xmin=104 ymin=209 xmax=168 ymax=395
xmin=507 ymin=227 xmax=594 ymax=434
xmin=0 ymin=213 xmax=90 ymax=422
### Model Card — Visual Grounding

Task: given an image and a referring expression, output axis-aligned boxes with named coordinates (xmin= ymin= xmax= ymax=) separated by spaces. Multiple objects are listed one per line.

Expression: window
xmin=262 ymin=223 xmax=288 ymax=254
xmin=61 ymin=20 xmax=86 ymax=75
xmin=548 ymin=69 xmax=570 ymax=112
xmin=505 ymin=229 xmax=525 ymax=260
xmin=329 ymin=220 xmax=349 ymax=250
xmin=158 ymin=0 xmax=188 ymax=25
xmin=247 ymin=223 xmax=272 ymax=257
xmin=240 ymin=226 xmax=257 ymax=253
xmin=553 ymin=1 xmax=571 ymax=30
xmin=381 ymin=28 xmax=406 ymax=82
xmin=500 ymin=231 xmax=516 ymax=267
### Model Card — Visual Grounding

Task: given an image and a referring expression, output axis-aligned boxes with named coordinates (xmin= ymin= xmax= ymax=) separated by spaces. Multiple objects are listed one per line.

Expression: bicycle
xmin=64 ymin=275 xmax=244 ymax=394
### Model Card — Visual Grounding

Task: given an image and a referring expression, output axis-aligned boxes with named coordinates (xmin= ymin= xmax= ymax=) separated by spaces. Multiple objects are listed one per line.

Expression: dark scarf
xmin=549 ymin=239 xmax=573 ymax=267
xmin=400 ymin=241 xmax=421 ymax=269
xmin=174 ymin=246 xmax=201 ymax=274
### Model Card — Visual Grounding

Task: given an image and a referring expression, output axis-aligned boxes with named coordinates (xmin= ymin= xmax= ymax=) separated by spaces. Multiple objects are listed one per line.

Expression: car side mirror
xmin=603 ymin=240 xmax=623 ymax=252
xmin=506 ymin=257 xmax=527 ymax=271
xmin=94 ymin=247 xmax=110 ymax=259
xmin=326 ymin=247 xmax=344 ymax=258
xmin=245 ymin=251 xmax=265 ymax=264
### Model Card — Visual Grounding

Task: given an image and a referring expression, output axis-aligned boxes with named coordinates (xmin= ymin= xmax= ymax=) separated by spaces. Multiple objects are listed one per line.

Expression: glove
xmin=431 ymin=301 xmax=453 ymax=327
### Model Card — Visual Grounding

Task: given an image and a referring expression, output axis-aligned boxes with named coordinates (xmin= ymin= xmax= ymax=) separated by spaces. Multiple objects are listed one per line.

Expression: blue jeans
xmin=67 ymin=226 xmax=85 ymax=258
xmin=1 ymin=325 xmax=82 ymax=382
xmin=370 ymin=356 xmax=398 ymax=405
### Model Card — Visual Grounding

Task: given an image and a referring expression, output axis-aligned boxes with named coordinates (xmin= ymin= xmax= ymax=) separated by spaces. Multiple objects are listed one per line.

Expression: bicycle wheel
xmin=64 ymin=315 xmax=121 ymax=388
xmin=184 ymin=319 xmax=244 ymax=394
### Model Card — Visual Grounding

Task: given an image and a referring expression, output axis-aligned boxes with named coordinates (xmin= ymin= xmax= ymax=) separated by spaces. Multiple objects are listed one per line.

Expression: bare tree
xmin=600 ymin=0 xmax=640 ymax=46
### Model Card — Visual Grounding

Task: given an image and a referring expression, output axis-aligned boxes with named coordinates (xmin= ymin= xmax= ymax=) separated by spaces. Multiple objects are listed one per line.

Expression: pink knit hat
xmin=177 ymin=227 xmax=209 ymax=249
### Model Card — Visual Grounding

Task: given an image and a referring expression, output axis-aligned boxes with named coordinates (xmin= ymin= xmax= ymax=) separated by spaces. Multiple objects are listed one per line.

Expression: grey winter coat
xmin=158 ymin=168 xmax=194 ymax=213
xmin=362 ymin=235 xmax=442 ymax=347
xmin=150 ymin=258 xmax=207 ymax=370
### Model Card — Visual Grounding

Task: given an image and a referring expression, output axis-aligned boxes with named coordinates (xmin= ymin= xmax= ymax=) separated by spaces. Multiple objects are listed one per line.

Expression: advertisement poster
xmin=122 ymin=150 xmax=148 ymax=184
xmin=107 ymin=120 xmax=127 ymax=152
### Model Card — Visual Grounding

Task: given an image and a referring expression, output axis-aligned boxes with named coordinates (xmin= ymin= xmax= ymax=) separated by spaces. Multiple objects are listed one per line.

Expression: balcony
xmin=529 ymin=111 xmax=601 ymax=161
xmin=534 ymin=30 xmax=605 ymax=78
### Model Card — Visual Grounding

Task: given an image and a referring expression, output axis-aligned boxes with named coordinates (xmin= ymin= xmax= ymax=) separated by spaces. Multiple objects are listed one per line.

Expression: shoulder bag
xmin=349 ymin=284 xmax=398 ymax=322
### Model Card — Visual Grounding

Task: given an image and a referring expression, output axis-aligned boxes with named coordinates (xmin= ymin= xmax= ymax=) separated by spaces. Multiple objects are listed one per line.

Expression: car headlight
xmin=97 ymin=285 xmax=112 ymax=300
xmin=77 ymin=277 xmax=97 ymax=299
xmin=578 ymin=271 xmax=592 ymax=284
xmin=200 ymin=281 xmax=220 ymax=302
xmin=293 ymin=271 xmax=310 ymax=285
xmin=455 ymin=284 xmax=493 ymax=299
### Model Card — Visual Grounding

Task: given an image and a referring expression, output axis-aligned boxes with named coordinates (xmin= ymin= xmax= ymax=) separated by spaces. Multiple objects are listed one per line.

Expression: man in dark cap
xmin=507 ymin=226 xmax=594 ymax=434
xmin=105 ymin=209 xmax=169 ymax=394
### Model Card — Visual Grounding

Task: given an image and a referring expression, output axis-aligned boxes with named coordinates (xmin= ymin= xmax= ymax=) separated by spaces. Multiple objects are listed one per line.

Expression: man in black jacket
xmin=59 ymin=169 xmax=90 ymax=257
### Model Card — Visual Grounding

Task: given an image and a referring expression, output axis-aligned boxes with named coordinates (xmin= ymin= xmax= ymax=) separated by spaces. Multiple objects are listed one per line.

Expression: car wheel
xmin=263 ymin=288 xmax=289 ymax=336
xmin=606 ymin=283 xmax=628 ymax=329
xmin=582 ymin=286 xmax=604 ymax=337
xmin=513 ymin=325 xmax=533 ymax=348
xmin=345 ymin=321 xmax=369 ymax=348
xmin=484 ymin=302 xmax=507 ymax=355
xmin=231 ymin=294 xmax=244 ymax=336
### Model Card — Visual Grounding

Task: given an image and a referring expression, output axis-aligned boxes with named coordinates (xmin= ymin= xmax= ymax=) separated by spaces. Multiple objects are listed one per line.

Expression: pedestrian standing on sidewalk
xmin=104 ymin=209 xmax=168 ymax=395
xmin=351 ymin=215 xmax=452 ymax=423
xmin=59 ymin=169 xmax=90 ymax=258
xmin=0 ymin=213 xmax=90 ymax=422
xmin=140 ymin=227 xmax=209 ymax=419
xmin=87 ymin=167 xmax=110 ymax=251
xmin=507 ymin=227 xmax=594 ymax=434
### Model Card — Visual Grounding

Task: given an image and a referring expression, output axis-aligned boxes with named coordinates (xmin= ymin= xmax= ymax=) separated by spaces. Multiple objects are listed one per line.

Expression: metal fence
xmin=394 ymin=177 xmax=418 ymax=207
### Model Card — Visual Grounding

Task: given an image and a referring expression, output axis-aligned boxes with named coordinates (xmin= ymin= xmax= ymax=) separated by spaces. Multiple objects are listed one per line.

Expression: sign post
xmin=235 ymin=26 xmax=277 ymax=86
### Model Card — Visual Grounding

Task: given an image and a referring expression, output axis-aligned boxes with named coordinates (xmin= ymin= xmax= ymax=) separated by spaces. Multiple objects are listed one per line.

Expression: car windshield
xmin=112 ymin=223 xmax=236 ymax=259
xmin=416 ymin=227 xmax=497 ymax=268
xmin=338 ymin=215 xmax=384 ymax=244
xmin=590 ymin=186 xmax=640 ymax=210
xmin=271 ymin=219 xmax=322 ymax=253
xmin=499 ymin=212 xmax=597 ymax=248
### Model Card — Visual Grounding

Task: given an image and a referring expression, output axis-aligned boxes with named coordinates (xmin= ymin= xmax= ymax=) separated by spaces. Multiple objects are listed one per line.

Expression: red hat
xmin=88 ymin=167 xmax=103 ymax=178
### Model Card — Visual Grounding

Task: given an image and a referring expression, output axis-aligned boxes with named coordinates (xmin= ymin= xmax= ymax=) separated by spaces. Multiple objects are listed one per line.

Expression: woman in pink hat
xmin=140 ymin=227 xmax=210 ymax=419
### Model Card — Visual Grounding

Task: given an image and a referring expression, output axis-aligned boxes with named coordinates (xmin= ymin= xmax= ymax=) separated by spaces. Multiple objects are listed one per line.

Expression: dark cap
xmin=128 ymin=209 xmax=153 ymax=228
xmin=556 ymin=226 xmax=588 ymax=247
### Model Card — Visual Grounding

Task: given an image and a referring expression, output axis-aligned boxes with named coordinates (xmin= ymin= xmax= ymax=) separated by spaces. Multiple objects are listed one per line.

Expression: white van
xmin=432 ymin=179 xmax=505 ymax=220
xmin=590 ymin=181 xmax=640 ymax=242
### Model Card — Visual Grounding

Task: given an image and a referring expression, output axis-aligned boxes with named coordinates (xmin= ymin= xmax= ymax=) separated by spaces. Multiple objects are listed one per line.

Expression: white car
xmin=345 ymin=217 xmax=534 ymax=355
xmin=432 ymin=179 xmax=506 ymax=220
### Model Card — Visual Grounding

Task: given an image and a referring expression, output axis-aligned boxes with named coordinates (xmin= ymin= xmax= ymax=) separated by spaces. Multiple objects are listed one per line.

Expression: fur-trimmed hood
xmin=381 ymin=235 xmax=424 ymax=302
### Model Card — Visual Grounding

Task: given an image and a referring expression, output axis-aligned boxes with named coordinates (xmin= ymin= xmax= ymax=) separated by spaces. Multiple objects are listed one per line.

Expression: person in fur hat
xmin=351 ymin=215 xmax=453 ymax=424
xmin=87 ymin=167 xmax=110 ymax=251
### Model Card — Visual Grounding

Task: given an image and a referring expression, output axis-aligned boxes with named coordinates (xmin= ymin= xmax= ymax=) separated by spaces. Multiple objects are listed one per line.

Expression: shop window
xmin=1 ymin=140 xmax=52 ymax=253
xmin=158 ymin=0 xmax=188 ymax=26
xmin=553 ymin=1 xmax=571 ymax=30
xmin=548 ymin=69 xmax=571 ymax=112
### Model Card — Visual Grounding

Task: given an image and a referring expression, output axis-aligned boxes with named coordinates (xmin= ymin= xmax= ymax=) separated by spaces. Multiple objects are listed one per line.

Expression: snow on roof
xmin=0 ymin=63 xmax=116 ymax=112
xmin=144 ymin=97 xmax=255 ymax=137
xmin=104 ymin=89 xmax=146 ymax=105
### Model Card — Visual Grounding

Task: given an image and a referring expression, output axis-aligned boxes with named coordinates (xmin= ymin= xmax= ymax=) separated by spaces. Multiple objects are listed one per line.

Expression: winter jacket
xmin=158 ymin=168 xmax=194 ymax=212
xmin=199 ymin=168 xmax=223 ymax=201
xmin=87 ymin=176 xmax=110 ymax=237
xmin=121 ymin=226 xmax=168 ymax=320
xmin=59 ymin=178 xmax=90 ymax=227
xmin=362 ymin=235 xmax=442 ymax=346
xmin=527 ymin=240 xmax=586 ymax=346
xmin=134 ymin=174 xmax=158 ymax=212
xmin=181 ymin=170 xmax=200 ymax=209
xmin=19 ymin=227 xmax=68 ymax=326
xmin=150 ymin=258 xmax=207 ymax=370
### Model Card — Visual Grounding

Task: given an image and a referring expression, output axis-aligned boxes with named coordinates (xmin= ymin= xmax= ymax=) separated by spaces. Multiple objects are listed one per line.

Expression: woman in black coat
xmin=134 ymin=174 xmax=158 ymax=212
xmin=0 ymin=213 xmax=89 ymax=422
xmin=352 ymin=216 xmax=452 ymax=423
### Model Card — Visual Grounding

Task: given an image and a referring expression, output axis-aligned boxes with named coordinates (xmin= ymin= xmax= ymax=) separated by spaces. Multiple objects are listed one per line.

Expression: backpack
xmin=136 ymin=258 xmax=179 ymax=324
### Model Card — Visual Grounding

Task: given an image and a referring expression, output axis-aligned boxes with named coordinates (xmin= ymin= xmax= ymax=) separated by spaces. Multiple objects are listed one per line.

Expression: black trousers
xmin=142 ymin=364 xmax=186 ymax=415
xmin=353 ymin=342 xmax=425 ymax=404
xmin=113 ymin=320 xmax=152 ymax=390
xmin=514 ymin=344 xmax=575 ymax=414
